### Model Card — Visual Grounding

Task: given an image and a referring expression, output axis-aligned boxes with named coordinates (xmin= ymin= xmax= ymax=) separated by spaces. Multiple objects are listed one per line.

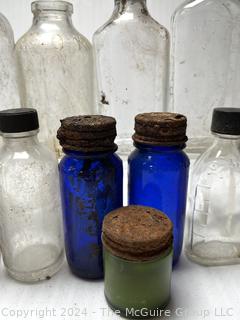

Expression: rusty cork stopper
xmin=57 ymin=115 xmax=118 ymax=152
xmin=102 ymin=205 xmax=173 ymax=261
xmin=133 ymin=112 xmax=188 ymax=146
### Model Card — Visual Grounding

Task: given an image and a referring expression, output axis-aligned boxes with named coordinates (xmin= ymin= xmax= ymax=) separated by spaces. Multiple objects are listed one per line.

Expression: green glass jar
xmin=102 ymin=205 xmax=173 ymax=319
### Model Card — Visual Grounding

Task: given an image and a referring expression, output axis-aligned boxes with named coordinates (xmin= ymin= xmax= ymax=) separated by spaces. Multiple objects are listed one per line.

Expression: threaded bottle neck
xmin=32 ymin=1 xmax=73 ymax=23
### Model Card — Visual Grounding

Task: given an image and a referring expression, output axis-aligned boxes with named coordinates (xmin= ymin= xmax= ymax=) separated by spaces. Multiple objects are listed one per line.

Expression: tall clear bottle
xmin=93 ymin=0 xmax=170 ymax=154
xmin=0 ymin=12 xmax=19 ymax=109
xmin=15 ymin=1 xmax=94 ymax=158
xmin=171 ymin=0 xmax=240 ymax=154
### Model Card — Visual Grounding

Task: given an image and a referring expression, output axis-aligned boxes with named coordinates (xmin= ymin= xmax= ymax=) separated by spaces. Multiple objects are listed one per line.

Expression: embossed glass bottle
xmin=186 ymin=108 xmax=240 ymax=266
xmin=15 ymin=1 xmax=94 ymax=158
xmin=171 ymin=0 xmax=240 ymax=154
xmin=0 ymin=109 xmax=64 ymax=282
xmin=93 ymin=0 xmax=170 ymax=154
xmin=0 ymin=12 xmax=19 ymax=109
xmin=58 ymin=115 xmax=123 ymax=279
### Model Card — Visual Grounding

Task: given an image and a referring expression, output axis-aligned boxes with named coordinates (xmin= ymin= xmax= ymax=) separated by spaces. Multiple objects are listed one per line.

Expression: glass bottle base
xmin=173 ymin=255 xmax=181 ymax=267
xmin=186 ymin=241 xmax=240 ymax=266
xmin=69 ymin=265 xmax=103 ymax=280
xmin=6 ymin=249 xmax=64 ymax=283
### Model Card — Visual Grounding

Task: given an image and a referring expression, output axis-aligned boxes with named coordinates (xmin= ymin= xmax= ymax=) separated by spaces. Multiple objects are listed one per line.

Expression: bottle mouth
xmin=31 ymin=1 xmax=73 ymax=14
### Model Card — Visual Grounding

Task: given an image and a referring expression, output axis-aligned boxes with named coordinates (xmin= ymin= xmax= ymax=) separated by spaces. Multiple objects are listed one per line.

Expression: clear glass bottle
xmin=186 ymin=108 xmax=240 ymax=266
xmin=93 ymin=0 xmax=170 ymax=154
xmin=171 ymin=0 xmax=240 ymax=154
xmin=0 ymin=12 xmax=20 ymax=108
xmin=0 ymin=108 xmax=64 ymax=282
xmin=128 ymin=113 xmax=189 ymax=265
xmin=15 ymin=1 xmax=94 ymax=158
xmin=58 ymin=115 xmax=123 ymax=279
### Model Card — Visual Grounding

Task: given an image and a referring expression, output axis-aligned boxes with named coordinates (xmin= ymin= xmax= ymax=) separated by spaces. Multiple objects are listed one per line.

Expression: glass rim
xmin=212 ymin=132 xmax=240 ymax=140
xmin=103 ymin=239 xmax=173 ymax=264
xmin=1 ymin=129 xmax=39 ymax=139
xmin=31 ymin=1 xmax=73 ymax=14
xmin=133 ymin=141 xmax=187 ymax=150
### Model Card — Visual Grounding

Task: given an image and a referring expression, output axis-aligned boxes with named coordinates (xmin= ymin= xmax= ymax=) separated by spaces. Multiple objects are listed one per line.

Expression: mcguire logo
xmin=125 ymin=308 xmax=171 ymax=318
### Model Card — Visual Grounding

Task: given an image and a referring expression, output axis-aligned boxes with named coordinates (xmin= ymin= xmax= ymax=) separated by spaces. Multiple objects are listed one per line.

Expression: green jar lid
xmin=102 ymin=205 xmax=173 ymax=261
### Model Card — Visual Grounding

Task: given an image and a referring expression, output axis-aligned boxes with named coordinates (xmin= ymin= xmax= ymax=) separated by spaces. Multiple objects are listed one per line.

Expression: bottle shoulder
xmin=71 ymin=27 xmax=92 ymax=49
xmin=16 ymin=24 xmax=92 ymax=51
xmin=0 ymin=12 xmax=14 ymax=44
xmin=93 ymin=12 xmax=169 ymax=43
xmin=192 ymin=142 xmax=240 ymax=181
xmin=128 ymin=147 xmax=190 ymax=165
xmin=173 ymin=0 xmax=240 ymax=21
xmin=93 ymin=13 xmax=116 ymax=38
xmin=0 ymin=142 xmax=57 ymax=167
xmin=111 ymin=152 xmax=123 ymax=167
xmin=59 ymin=152 xmax=123 ymax=173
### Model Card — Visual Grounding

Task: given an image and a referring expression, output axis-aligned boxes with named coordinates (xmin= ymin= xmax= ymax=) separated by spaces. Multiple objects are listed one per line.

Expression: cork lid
xmin=102 ymin=205 xmax=173 ymax=261
xmin=57 ymin=115 xmax=117 ymax=152
xmin=133 ymin=112 xmax=188 ymax=146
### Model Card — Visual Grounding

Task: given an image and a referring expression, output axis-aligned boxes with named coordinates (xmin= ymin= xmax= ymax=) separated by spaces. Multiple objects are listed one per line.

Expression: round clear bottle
xmin=15 ymin=1 xmax=94 ymax=158
xmin=186 ymin=108 xmax=240 ymax=266
xmin=0 ymin=109 xmax=64 ymax=282
xmin=93 ymin=0 xmax=170 ymax=154
xmin=0 ymin=12 xmax=20 ymax=109
xmin=171 ymin=0 xmax=240 ymax=154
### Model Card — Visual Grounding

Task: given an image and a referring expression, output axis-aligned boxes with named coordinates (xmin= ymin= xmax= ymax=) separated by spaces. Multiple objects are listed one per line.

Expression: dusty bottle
xmin=0 ymin=12 xmax=19 ymax=109
xmin=57 ymin=115 xmax=123 ymax=279
xmin=15 ymin=1 xmax=94 ymax=158
xmin=0 ymin=108 xmax=64 ymax=282
xmin=93 ymin=0 xmax=170 ymax=154
xmin=186 ymin=108 xmax=240 ymax=266
xmin=171 ymin=0 xmax=240 ymax=154
xmin=128 ymin=112 xmax=189 ymax=265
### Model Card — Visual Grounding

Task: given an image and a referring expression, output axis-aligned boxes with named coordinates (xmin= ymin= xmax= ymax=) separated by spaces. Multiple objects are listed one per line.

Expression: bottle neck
xmin=213 ymin=132 xmax=240 ymax=146
xmin=1 ymin=130 xmax=40 ymax=147
xmin=210 ymin=133 xmax=240 ymax=159
xmin=32 ymin=1 xmax=73 ymax=26
xmin=114 ymin=0 xmax=148 ymax=15
xmin=32 ymin=12 xmax=72 ymax=25
xmin=134 ymin=142 xmax=186 ymax=153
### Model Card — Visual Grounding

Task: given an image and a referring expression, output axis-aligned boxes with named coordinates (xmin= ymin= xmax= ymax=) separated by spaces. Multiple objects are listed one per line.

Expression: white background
xmin=0 ymin=0 xmax=183 ymax=42
xmin=1 ymin=1 xmax=240 ymax=320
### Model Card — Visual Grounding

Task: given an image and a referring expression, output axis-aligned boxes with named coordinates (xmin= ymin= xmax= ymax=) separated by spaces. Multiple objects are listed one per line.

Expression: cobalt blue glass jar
xmin=128 ymin=113 xmax=189 ymax=265
xmin=57 ymin=115 xmax=123 ymax=279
